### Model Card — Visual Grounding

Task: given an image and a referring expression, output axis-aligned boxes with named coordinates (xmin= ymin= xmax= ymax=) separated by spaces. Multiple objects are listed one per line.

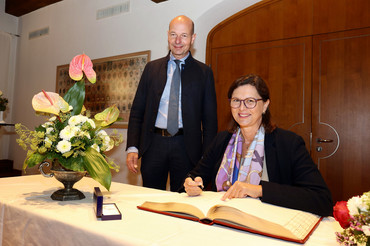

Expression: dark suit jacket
xmin=188 ymin=128 xmax=333 ymax=217
xmin=126 ymin=53 xmax=218 ymax=165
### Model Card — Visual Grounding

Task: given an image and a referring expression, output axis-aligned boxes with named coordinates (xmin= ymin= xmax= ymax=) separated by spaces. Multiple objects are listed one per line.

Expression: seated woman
xmin=184 ymin=74 xmax=333 ymax=217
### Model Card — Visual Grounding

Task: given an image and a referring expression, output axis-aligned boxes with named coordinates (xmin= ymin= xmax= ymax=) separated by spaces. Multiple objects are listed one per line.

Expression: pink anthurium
xmin=32 ymin=90 xmax=69 ymax=115
xmin=94 ymin=105 xmax=120 ymax=126
xmin=69 ymin=54 xmax=96 ymax=83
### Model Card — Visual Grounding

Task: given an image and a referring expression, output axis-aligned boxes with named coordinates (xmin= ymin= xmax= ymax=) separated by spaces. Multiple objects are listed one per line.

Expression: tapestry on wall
xmin=56 ymin=51 xmax=150 ymax=128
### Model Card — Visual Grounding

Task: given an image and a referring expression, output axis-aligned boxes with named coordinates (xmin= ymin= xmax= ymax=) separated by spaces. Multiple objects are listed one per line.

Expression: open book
xmin=137 ymin=192 xmax=322 ymax=244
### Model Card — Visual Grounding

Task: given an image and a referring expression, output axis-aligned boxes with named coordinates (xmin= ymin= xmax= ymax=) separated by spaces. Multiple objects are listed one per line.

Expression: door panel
xmin=210 ymin=37 xmax=312 ymax=146
xmin=312 ymin=28 xmax=370 ymax=202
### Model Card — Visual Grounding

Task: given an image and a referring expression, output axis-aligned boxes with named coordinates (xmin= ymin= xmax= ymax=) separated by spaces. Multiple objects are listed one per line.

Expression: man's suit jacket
xmin=188 ymin=128 xmax=333 ymax=217
xmin=126 ymin=53 xmax=218 ymax=165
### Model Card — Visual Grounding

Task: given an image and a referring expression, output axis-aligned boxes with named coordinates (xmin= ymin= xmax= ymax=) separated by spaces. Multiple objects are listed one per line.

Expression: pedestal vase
xmin=39 ymin=160 xmax=87 ymax=201
xmin=0 ymin=111 xmax=5 ymax=123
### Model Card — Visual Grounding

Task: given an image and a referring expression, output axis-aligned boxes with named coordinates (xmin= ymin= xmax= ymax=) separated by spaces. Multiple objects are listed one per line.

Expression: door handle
xmin=316 ymin=138 xmax=333 ymax=143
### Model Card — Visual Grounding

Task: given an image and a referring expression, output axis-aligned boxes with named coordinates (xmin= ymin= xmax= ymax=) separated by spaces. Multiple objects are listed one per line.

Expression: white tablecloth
xmin=0 ymin=175 xmax=341 ymax=246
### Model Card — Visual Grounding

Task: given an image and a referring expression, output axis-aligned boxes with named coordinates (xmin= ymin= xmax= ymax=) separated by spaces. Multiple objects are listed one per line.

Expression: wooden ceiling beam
xmin=151 ymin=0 xmax=168 ymax=3
xmin=5 ymin=0 xmax=62 ymax=17
xmin=5 ymin=0 xmax=167 ymax=17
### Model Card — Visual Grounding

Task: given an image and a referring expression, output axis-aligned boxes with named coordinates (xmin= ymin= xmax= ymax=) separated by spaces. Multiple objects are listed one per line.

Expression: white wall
xmin=1 ymin=0 xmax=260 ymax=185
xmin=0 ymin=0 xmax=18 ymax=160
xmin=0 ymin=0 xmax=18 ymax=34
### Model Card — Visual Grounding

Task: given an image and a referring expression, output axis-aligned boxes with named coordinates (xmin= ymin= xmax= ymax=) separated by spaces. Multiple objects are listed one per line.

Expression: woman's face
xmin=230 ymin=84 xmax=270 ymax=130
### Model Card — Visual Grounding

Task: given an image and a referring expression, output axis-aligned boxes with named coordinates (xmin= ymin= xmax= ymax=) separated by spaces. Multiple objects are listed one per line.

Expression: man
xmin=126 ymin=15 xmax=217 ymax=191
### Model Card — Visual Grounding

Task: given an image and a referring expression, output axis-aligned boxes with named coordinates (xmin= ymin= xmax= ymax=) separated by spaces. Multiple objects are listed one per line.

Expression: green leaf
xmin=24 ymin=152 xmax=46 ymax=169
xmin=63 ymin=80 xmax=85 ymax=115
xmin=82 ymin=148 xmax=111 ymax=190
xmin=55 ymin=155 xmax=85 ymax=171
xmin=35 ymin=125 xmax=46 ymax=132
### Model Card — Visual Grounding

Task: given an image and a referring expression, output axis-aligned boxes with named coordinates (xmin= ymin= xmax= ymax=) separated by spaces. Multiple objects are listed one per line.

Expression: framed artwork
xmin=56 ymin=51 xmax=150 ymax=128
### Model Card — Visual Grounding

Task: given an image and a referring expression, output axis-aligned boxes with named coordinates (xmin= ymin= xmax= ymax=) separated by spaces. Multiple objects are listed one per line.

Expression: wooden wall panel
xmin=207 ymin=0 xmax=370 ymax=203
xmin=207 ymin=0 xmax=312 ymax=53
xmin=313 ymin=0 xmax=370 ymax=35
xmin=211 ymin=37 xmax=312 ymax=146
xmin=312 ymin=28 xmax=370 ymax=202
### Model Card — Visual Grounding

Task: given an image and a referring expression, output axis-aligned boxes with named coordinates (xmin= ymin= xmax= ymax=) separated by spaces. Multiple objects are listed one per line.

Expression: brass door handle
xmin=317 ymin=138 xmax=333 ymax=143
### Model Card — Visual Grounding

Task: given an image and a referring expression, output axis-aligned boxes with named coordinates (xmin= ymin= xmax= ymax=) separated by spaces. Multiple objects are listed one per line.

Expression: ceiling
xmin=5 ymin=0 xmax=168 ymax=17
xmin=5 ymin=0 xmax=62 ymax=17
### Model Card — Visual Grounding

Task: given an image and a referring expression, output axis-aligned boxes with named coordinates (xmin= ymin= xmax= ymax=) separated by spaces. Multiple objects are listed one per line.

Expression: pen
xmin=187 ymin=174 xmax=204 ymax=190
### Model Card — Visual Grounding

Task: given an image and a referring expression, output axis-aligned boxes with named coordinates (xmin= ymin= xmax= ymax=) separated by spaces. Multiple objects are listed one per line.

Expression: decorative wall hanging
xmin=56 ymin=51 xmax=150 ymax=128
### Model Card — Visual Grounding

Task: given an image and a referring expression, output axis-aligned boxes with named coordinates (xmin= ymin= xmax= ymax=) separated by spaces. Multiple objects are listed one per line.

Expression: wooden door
xmin=312 ymin=27 xmax=370 ymax=202
xmin=210 ymin=37 xmax=312 ymax=146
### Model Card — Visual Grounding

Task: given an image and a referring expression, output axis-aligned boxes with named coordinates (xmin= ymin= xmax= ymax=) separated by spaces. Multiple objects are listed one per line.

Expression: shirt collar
xmin=169 ymin=52 xmax=189 ymax=63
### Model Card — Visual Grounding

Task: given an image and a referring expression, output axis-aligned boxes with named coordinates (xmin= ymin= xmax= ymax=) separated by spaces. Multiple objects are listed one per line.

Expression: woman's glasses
xmin=229 ymin=97 xmax=263 ymax=109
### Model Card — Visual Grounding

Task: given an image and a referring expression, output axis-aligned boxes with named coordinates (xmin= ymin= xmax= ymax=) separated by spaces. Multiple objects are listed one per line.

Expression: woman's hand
xmin=184 ymin=177 xmax=203 ymax=196
xmin=221 ymin=181 xmax=262 ymax=201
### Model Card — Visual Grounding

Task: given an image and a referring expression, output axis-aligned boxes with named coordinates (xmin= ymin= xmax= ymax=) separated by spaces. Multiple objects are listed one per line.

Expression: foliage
xmin=15 ymin=54 xmax=123 ymax=191
xmin=0 ymin=90 xmax=8 ymax=111
xmin=334 ymin=191 xmax=370 ymax=246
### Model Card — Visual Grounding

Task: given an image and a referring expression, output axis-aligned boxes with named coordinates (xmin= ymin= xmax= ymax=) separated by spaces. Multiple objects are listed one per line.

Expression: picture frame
xmin=56 ymin=50 xmax=151 ymax=128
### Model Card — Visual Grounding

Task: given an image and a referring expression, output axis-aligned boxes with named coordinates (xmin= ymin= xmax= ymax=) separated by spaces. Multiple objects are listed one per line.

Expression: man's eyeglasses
xmin=229 ymin=97 xmax=263 ymax=109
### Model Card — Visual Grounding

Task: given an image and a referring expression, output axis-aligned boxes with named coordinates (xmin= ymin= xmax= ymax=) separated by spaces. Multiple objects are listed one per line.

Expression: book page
xmin=205 ymin=195 xmax=320 ymax=240
xmin=206 ymin=205 xmax=298 ymax=240
xmin=139 ymin=201 xmax=205 ymax=219
xmin=139 ymin=191 xmax=320 ymax=241
xmin=212 ymin=196 xmax=318 ymax=225
xmin=139 ymin=191 xmax=227 ymax=218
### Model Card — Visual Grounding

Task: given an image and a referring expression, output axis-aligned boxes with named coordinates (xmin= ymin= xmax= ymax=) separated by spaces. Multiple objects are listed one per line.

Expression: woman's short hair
xmin=227 ymin=74 xmax=276 ymax=133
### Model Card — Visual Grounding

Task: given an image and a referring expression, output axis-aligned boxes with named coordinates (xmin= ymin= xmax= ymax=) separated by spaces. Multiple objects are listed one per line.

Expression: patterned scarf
xmin=215 ymin=127 xmax=265 ymax=191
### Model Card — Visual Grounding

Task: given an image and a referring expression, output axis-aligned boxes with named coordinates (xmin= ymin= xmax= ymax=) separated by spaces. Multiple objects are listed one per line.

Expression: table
xmin=0 ymin=175 xmax=341 ymax=246
xmin=0 ymin=123 xmax=15 ymax=126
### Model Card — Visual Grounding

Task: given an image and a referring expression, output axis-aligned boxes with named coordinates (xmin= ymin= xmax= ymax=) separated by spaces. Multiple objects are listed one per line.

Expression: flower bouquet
xmin=0 ymin=90 xmax=8 ymax=123
xmin=333 ymin=191 xmax=370 ymax=245
xmin=15 ymin=54 xmax=123 ymax=191
xmin=0 ymin=90 xmax=8 ymax=111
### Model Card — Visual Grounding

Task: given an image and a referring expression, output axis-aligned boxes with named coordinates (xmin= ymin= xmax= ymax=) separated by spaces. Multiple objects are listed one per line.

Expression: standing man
xmin=126 ymin=15 xmax=218 ymax=191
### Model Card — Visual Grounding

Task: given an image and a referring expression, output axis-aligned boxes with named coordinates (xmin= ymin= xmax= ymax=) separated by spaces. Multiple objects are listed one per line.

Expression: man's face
xmin=168 ymin=18 xmax=196 ymax=59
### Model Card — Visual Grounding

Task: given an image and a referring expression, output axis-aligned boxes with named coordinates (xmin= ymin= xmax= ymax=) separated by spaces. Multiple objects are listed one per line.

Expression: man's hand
xmin=126 ymin=152 xmax=139 ymax=173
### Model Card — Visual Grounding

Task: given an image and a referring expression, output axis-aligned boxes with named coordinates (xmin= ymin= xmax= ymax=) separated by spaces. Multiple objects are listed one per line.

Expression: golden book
xmin=137 ymin=192 xmax=322 ymax=244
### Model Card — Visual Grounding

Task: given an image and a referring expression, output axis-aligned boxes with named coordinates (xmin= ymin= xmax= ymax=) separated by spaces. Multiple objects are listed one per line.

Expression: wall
xmin=0 ymin=0 xmax=18 ymax=34
xmin=0 ymin=0 xmax=18 ymax=159
xmin=0 ymin=0 xmax=260 ymax=185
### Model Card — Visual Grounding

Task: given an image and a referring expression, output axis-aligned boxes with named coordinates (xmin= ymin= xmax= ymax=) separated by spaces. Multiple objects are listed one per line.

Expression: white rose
xmin=87 ymin=119 xmax=96 ymax=129
xmin=68 ymin=115 xmax=87 ymax=126
xmin=97 ymin=130 xmax=108 ymax=137
xmin=347 ymin=196 xmax=361 ymax=215
xmin=44 ymin=137 xmax=52 ymax=148
xmin=59 ymin=125 xmax=76 ymax=141
xmin=46 ymin=127 xmax=54 ymax=134
xmin=362 ymin=225 xmax=370 ymax=236
xmin=56 ymin=140 xmax=71 ymax=154
xmin=42 ymin=122 xmax=53 ymax=128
